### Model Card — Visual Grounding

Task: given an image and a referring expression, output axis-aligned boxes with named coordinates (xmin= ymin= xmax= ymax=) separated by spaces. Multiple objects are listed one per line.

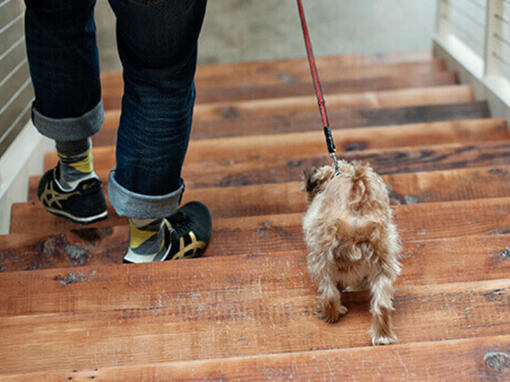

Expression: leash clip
xmin=330 ymin=151 xmax=340 ymax=176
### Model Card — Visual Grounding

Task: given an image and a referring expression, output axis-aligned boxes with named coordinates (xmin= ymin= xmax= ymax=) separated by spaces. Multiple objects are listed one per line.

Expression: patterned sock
xmin=56 ymin=138 xmax=97 ymax=189
xmin=124 ymin=218 xmax=172 ymax=263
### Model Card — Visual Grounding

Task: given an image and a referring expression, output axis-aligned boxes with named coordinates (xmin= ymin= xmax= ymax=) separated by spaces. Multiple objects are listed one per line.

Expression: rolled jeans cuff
xmin=32 ymin=100 xmax=104 ymax=141
xmin=108 ymin=170 xmax=184 ymax=219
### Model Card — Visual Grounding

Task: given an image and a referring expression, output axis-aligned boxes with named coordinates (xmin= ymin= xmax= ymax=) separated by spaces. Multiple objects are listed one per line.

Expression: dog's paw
xmin=371 ymin=334 xmax=398 ymax=346
xmin=316 ymin=302 xmax=348 ymax=323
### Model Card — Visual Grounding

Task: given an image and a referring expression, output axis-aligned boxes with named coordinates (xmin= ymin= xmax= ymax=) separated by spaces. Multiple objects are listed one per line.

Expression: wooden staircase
xmin=1 ymin=50 xmax=510 ymax=380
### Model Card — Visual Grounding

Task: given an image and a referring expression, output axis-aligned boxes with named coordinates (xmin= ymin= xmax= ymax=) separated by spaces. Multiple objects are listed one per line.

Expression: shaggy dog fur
xmin=302 ymin=160 xmax=401 ymax=345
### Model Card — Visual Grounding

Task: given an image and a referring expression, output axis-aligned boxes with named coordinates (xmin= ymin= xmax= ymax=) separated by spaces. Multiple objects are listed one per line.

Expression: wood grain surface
xmin=4 ymin=336 xmax=508 ymax=381
xmin=100 ymin=56 xmax=442 ymax=92
xmin=103 ymin=70 xmax=457 ymax=109
xmin=63 ymin=118 xmax=509 ymax=171
xmin=0 ymin=263 xmax=508 ymax=375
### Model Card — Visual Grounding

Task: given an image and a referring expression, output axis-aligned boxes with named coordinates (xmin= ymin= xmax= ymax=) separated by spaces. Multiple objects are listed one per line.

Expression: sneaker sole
xmin=43 ymin=206 xmax=108 ymax=225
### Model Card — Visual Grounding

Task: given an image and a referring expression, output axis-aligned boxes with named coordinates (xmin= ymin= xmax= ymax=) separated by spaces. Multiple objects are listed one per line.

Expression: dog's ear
xmin=302 ymin=166 xmax=334 ymax=200
xmin=303 ymin=167 xmax=319 ymax=193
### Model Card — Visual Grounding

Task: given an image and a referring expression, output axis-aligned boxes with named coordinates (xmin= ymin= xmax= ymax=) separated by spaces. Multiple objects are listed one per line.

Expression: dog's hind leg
xmin=307 ymin=249 xmax=347 ymax=323
xmin=368 ymin=270 xmax=398 ymax=345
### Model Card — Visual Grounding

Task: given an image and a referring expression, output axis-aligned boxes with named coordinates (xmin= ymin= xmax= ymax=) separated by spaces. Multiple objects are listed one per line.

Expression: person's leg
xmin=25 ymin=0 xmax=107 ymax=224
xmin=107 ymin=0 xmax=211 ymax=263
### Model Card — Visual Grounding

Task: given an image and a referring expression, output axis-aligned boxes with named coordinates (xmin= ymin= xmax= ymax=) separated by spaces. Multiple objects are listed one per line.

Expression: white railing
xmin=434 ymin=0 xmax=510 ymax=120
xmin=0 ymin=0 xmax=34 ymax=156
xmin=0 ymin=0 xmax=53 ymax=234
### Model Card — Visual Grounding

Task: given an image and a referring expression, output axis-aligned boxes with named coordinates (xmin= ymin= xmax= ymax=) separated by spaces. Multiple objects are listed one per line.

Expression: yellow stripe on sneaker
xmin=171 ymin=231 xmax=206 ymax=260
xmin=69 ymin=151 xmax=93 ymax=173
xmin=129 ymin=224 xmax=157 ymax=249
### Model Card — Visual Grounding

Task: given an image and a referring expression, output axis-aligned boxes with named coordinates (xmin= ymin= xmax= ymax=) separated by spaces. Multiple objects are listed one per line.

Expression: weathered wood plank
xmin=9 ymin=192 xmax=510 ymax=250
xmin=207 ymin=197 xmax=510 ymax=254
xmin=12 ymin=164 xmax=510 ymax=271
xmin=56 ymin=118 xmax=510 ymax=173
xmin=184 ymin=165 xmax=510 ymax=215
xmin=193 ymin=50 xmax=433 ymax=75
xmin=30 ymin=165 xmax=510 ymax=211
xmin=80 ymin=118 xmax=510 ymax=171
xmin=1 ymin=219 xmax=509 ymax=287
xmin=100 ymin=85 xmax=474 ymax=135
xmin=179 ymin=140 xmax=510 ymax=188
xmin=101 ymin=56 xmax=441 ymax=92
xmin=195 ymin=59 xmax=447 ymax=88
xmin=195 ymin=71 xmax=457 ymax=104
xmin=0 ymin=263 xmax=508 ymax=375
xmin=104 ymin=69 xmax=455 ymax=109
xmin=24 ymin=140 xmax=510 ymax=234
xmin=190 ymin=101 xmax=490 ymax=141
xmin=4 ymin=336 xmax=508 ymax=381
xmin=107 ymin=85 xmax=474 ymax=127
xmin=100 ymin=52 xmax=435 ymax=87
xmin=190 ymin=84 xmax=468 ymax=124
xmin=93 ymin=101 xmax=490 ymax=145
xmin=52 ymin=124 xmax=510 ymax=185
xmin=194 ymin=51 xmax=435 ymax=81
xmin=33 ymin=161 xmax=510 ymax=217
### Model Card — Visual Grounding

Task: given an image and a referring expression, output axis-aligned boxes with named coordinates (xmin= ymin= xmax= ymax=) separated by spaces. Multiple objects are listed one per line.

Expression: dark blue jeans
xmin=25 ymin=0 xmax=207 ymax=219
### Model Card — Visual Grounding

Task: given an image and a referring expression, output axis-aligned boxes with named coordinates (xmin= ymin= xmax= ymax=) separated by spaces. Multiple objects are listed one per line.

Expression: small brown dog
xmin=302 ymin=160 xmax=401 ymax=345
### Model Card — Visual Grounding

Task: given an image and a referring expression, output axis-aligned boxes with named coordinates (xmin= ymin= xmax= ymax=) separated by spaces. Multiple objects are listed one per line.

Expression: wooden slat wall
xmin=0 ymin=0 xmax=33 ymax=156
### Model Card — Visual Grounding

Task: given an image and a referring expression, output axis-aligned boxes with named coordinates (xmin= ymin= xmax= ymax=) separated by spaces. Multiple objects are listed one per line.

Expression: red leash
xmin=296 ymin=0 xmax=340 ymax=171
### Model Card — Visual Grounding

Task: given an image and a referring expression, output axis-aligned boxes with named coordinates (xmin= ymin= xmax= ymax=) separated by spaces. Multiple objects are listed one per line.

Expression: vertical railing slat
xmin=484 ymin=0 xmax=504 ymax=76
xmin=436 ymin=0 xmax=451 ymax=39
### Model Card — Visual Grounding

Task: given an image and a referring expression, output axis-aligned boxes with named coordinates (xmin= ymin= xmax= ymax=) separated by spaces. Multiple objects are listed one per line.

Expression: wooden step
xmin=104 ymin=68 xmax=455 ymax=109
xmin=30 ymin=161 xmax=510 ymax=213
xmin=94 ymin=101 xmax=492 ymax=146
xmin=179 ymin=140 xmax=510 ymax=188
xmin=10 ymin=185 xmax=510 ymax=244
xmin=100 ymin=85 xmax=474 ymax=135
xmin=196 ymin=71 xmax=457 ymax=104
xmin=101 ymin=58 xmax=446 ymax=106
xmin=189 ymin=100 xmax=490 ymax=141
xmin=5 ymin=237 xmax=510 ymax=314
xmin=5 ymin=335 xmax=508 ymax=381
xmin=12 ymin=164 xmax=510 ymax=270
xmin=196 ymin=59 xmax=447 ymax=88
xmin=96 ymin=85 xmax=472 ymax=143
xmin=89 ymin=119 xmax=510 ymax=170
xmin=206 ymin=197 xmax=510 ymax=256
xmin=100 ymin=52 xmax=434 ymax=90
xmin=52 ymin=118 xmax=510 ymax=172
xmin=50 ymin=130 xmax=510 ymax=188
xmin=2 ymin=195 xmax=510 ymax=273
xmin=33 ymin=160 xmax=510 ymax=215
xmin=0 ymin=252 xmax=508 ymax=375
xmin=193 ymin=50 xmax=435 ymax=81
xmin=100 ymin=54 xmax=440 ymax=99
xmin=25 ymin=141 xmax=510 ymax=235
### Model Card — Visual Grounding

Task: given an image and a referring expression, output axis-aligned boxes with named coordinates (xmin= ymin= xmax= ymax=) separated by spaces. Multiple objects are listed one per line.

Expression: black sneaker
xmin=37 ymin=166 xmax=108 ymax=225
xmin=123 ymin=201 xmax=212 ymax=264
xmin=166 ymin=201 xmax=212 ymax=260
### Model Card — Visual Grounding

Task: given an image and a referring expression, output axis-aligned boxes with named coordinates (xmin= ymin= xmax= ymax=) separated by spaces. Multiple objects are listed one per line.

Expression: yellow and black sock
xmin=124 ymin=218 xmax=170 ymax=263
xmin=56 ymin=138 xmax=97 ymax=189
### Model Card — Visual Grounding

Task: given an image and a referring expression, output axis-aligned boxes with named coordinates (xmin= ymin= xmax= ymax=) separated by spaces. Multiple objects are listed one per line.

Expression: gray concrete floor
xmin=95 ymin=0 xmax=437 ymax=73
